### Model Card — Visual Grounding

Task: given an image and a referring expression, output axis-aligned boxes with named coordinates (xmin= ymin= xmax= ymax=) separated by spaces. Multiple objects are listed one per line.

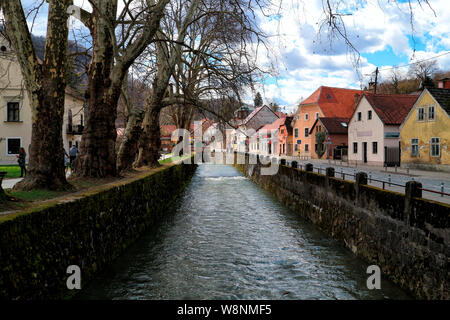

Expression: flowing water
xmin=78 ymin=164 xmax=411 ymax=300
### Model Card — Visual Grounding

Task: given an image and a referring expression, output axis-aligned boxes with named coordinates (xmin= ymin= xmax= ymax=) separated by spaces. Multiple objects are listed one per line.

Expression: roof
xmin=311 ymin=117 xmax=349 ymax=134
xmin=241 ymin=105 xmax=278 ymax=125
xmin=427 ymin=88 xmax=450 ymax=115
xmin=299 ymin=86 xmax=365 ymax=118
xmin=363 ymin=93 xmax=419 ymax=125
xmin=281 ymin=116 xmax=294 ymax=132
xmin=258 ymin=117 xmax=285 ymax=132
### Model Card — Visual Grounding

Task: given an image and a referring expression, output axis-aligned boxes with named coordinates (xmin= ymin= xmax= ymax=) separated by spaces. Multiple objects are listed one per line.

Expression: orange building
xmin=292 ymin=86 xmax=365 ymax=158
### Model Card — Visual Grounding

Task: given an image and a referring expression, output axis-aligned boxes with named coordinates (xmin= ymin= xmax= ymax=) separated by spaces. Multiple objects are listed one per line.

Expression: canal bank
xmin=234 ymin=153 xmax=449 ymax=300
xmin=78 ymin=164 xmax=410 ymax=300
xmin=0 ymin=161 xmax=197 ymax=300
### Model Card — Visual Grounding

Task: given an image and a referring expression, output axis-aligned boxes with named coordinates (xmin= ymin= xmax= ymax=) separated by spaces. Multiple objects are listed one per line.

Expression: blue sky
xmin=18 ymin=0 xmax=450 ymax=112
xmin=254 ymin=0 xmax=450 ymax=112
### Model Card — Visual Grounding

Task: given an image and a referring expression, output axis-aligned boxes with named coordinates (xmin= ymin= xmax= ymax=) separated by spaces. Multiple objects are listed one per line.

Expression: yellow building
xmin=400 ymin=84 xmax=450 ymax=172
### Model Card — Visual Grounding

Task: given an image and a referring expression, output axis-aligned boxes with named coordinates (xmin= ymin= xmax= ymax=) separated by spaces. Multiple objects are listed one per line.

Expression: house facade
xmin=292 ymin=86 xmax=364 ymax=159
xmin=233 ymin=105 xmax=279 ymax=153
xmin=0 ymin=34 xmax=85 ymax=164
xmin=279 ymin=116 xmax=294 ymax=156
xmin=348 ymin=93 xmax=419 ymax=166
xmin=400 ymin=85 xmax=450 ymax=171
xmin=309 ymin=117 xmax=349 ymax=160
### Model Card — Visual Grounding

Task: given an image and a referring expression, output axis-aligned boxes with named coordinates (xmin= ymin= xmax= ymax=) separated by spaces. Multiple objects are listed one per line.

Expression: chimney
xmin=368 ymin=81 xmax=375 ymax=93
xmin=438 ymin=78 xmax=450 ymax=89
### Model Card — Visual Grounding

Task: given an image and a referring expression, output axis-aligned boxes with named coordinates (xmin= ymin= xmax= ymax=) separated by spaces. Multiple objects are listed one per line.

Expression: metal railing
xmin=284 ymin=159 xmax=449 ymax=198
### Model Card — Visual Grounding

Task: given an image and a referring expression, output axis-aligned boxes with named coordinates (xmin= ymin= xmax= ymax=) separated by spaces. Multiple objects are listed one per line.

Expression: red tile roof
xmin=311 ymin=117 xmax=349 ymax=134
xmin=363 ymin=93 xmax=419 ymax=125
xmin=300 ymin=86 xmax=365 ymax=118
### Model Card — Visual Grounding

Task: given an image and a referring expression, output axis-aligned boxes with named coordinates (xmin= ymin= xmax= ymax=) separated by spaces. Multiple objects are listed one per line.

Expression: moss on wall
xmin=0 ymin=162 xmax=197 ymax=300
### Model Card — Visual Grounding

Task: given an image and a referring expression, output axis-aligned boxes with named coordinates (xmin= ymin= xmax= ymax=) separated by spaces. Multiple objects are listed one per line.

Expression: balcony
xmin=67 ymin=124 xmax=84 ymax=135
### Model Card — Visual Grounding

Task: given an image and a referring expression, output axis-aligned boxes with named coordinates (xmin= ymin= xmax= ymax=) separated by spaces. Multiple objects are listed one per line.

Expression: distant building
xmin=348 ymin=93 xmax=419 ymax=166
xmin=292 ymin=86 xmax=364 ymax=158
xmin=400 ymin=82 xmax=450 ymax=171
xmin=231 ymin=105 xmax=279 ymax=153
xmin=309 ymin=117 xmax=349 ymax=160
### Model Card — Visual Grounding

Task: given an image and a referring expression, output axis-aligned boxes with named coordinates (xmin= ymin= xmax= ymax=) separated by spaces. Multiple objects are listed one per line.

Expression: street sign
xmin=297 ymin=140 xmax=301 ymax=144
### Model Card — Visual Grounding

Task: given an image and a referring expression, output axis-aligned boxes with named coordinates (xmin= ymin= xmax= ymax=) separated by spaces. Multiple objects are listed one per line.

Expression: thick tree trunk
xmin=73 ymin=2 xmax=122 ymax=178
xmin=16 ymin=90 xmax=68 ymax=190
xmin=134 ymin=99 xmax=162 ymax=168
xmin=74 ymin=76 xmax=121 ymax=177
xmin=117 ymin=108 xmax=144 ymax=172
xmin=2 ymin=0 xmax=71 ymax=191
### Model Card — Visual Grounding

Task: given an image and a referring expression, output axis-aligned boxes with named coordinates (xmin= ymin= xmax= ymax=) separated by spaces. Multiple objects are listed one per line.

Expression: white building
xmin=348 ymin=93 xmax=419 ymax=166
xmin=0 ymin=34 xmax=85 ymax=164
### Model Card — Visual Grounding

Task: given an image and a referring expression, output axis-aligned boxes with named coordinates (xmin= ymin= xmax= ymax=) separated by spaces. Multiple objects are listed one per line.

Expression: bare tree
xmin=409 ymin=59 xmax=439 ymax=88
xmin=0 ymin=0 xmax=72 ymax=190
xmin=70 ymin=0 xmax=170 ymax=178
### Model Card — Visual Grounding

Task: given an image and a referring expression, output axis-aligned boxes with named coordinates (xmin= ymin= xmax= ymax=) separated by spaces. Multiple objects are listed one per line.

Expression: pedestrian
xmin=64 ymin=149 xmax=70 ymax=174
xmin=16 ymin=147 xmax=26 ymax=177
xmin=69 ymin=145 xmax=78 ymax=167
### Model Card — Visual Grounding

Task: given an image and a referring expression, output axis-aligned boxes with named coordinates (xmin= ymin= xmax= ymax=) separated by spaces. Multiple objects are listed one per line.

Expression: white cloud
xmin=245 ymin=0 xmax=450 ymax=111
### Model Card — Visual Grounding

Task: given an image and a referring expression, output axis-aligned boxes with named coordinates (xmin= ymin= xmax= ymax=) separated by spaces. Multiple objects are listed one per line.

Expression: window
xmin=368 ymin=110 xmax=372 ymax=120
xmin=305 ymin=113 xmax=309 ymax=121
xmin=315 ymin=112 xmax=319 ymax=119
xmin=353 ymin=142 xmax=358 ymax=154
xmin=305 ymin=144 xmax=309 ymax=152
xmin=357 ymin=112 xmax=362 ymax=121
xmin=7 ymin=138 xmax=21 ymax=155
xmin=417 ymin=107 xmax=425 ymax=121
xmin=315 ymin=144 xmax=318 ymax=152
xmin=431 ymin=137 xmax=440 ymax=157
xmin=372 ymin=141 xmax=378 ymax=154
xmin=304 ymin=128 xmax=309 ymax=137
xmin=7 ymin=102 xmax=20 ymax=122
xmin=428 ymin=105 xmax=435 ymax=121
xmin=411 ymin=138 xmax=419 ymax=157
xmin=281 ymin=129 xmax=285 ymax=135
xmin=295 ymin=144 xmax=298 ymax=151
xmin=294 ymin=128 xmax=298 ymax=138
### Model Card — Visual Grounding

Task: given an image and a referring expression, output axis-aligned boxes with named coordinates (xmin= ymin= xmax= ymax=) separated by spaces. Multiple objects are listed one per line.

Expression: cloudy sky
xmin=254 ymin=0 xmax=450 ymax=112
xmin=20 ymin=0 xmax=450 ymax=112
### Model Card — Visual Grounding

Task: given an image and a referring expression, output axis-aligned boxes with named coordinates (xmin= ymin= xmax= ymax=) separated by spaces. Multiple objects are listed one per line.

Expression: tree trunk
xmin=117 ymin=108 xmax=144 ymax=172
xmin=72 ymin=3 xmax=122 ymax=178
xmin=74 ymin=78 xmax=121 ymax=177
xmin=1 ymin=0 xmax=71 ymax=191
xmin=134 ymin=97 xmax=163 ymax=168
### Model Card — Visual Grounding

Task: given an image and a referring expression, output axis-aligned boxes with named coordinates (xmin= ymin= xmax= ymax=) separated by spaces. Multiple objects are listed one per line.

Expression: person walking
xmin=16 ymin=147 xmax=27 ymax=177
xmin=64 ymin=149 xmax=70 ymax=174
xmin=69 ymin=145 xmax=78 ymax=168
